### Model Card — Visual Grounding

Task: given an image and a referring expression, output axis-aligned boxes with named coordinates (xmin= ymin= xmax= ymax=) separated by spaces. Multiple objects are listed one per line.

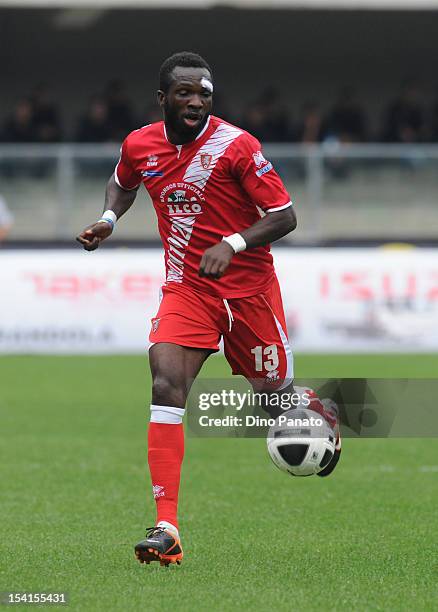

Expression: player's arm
xmin=76 ymin=137 xmax=142 ymax=251
xmin=199 ymin=136 xmax=296 ymax=279
xmin=199 ymin=206 xmax=296 ymax=279
xmin=240 ymin=205 xmax=296 ymax=247
xmin=76 ymin=174 xmax=138 ymax=251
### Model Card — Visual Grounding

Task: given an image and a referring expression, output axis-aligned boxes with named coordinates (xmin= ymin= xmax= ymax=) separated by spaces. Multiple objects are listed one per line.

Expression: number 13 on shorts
xmin=251 ymin=345 xmax=279 ymax=372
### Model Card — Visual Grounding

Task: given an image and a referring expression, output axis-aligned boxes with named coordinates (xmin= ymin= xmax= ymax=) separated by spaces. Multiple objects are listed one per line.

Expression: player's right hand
xmin=76 ymin=222 xmax=113 ymax=251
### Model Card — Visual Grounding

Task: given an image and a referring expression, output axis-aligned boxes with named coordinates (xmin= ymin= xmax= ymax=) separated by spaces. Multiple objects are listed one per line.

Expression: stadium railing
xmin=1 ymin=143 xmax=438 ymax=244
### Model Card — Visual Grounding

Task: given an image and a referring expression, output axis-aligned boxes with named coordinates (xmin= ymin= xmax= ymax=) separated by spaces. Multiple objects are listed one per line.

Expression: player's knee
xmin=152 ymin=374 xmax=186 ymax=407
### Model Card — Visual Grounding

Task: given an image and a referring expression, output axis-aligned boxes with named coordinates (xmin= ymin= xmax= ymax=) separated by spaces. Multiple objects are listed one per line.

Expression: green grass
xmin=1 ymin=355 xmax=438 ymax=611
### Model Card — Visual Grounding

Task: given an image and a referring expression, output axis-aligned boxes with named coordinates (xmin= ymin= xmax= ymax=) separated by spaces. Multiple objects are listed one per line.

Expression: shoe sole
xmin=135 ymin=547 xmax=183 ymax=567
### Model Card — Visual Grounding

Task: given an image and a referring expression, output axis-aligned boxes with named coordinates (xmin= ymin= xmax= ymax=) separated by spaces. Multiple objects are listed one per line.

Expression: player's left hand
xmin=199 ymin=241 xmax=234 ymax=279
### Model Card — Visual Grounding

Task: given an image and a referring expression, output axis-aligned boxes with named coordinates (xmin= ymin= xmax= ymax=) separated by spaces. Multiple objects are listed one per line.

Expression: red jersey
xmin=115 ymin=115 xmax=292 ymax=298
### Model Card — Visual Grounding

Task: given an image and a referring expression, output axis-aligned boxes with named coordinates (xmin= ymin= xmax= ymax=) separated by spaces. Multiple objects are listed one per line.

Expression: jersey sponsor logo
xmin=168 ymin=189 xmax=191 ymax=203
xmin=160 ymin=182 xmax=205 ymax=204
xmin=142 ymin=170 xmax=163 ymax=177
xmin=252 ymin=150 xmax=268 ymax=168
xmin=200 ymin=152 xmax=212 ymax=169
xmin=146 ymin=154 xmax=159 ymax=167
xmin=168 ymin=203 xmax=202 ymax=215
xmin=160 ymin=182 xmax=205 ymax=217
xmin=256 ymin=162 xmax=273 ymax=177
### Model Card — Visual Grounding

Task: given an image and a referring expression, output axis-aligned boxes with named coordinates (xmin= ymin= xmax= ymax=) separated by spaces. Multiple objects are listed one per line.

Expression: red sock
xmin=147 ymin=421 xmax=184 ymax=529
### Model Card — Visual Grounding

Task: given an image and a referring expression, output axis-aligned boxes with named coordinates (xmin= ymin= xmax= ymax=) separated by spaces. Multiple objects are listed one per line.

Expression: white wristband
xmin=97 ymin=210 xmax=117 ymax=230
xmin=223 ymin=233 xmax=246 ymax=253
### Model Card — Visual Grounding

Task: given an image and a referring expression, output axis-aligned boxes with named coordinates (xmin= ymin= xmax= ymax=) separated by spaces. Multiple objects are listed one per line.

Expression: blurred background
xmin=2 ymin=7 xmax=438 ymax=607
xmin=1 ymin=0 xmax=438 ymax=353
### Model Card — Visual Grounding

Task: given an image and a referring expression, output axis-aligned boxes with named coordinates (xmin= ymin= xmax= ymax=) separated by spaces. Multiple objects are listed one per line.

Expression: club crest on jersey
xmin=200 ymin=153 xmax=213 ymax=170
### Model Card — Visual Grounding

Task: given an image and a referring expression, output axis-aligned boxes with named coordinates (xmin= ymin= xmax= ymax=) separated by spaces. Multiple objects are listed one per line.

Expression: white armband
xmin=97 ymin=210 xmax=117 ymax=230
xmin=223 ymin=233 xmax=246 ymax=253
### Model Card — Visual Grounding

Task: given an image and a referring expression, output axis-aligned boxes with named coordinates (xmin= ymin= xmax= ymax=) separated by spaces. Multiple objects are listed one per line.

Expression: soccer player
xmin=77 ymin=52 xmax=340 ymax=567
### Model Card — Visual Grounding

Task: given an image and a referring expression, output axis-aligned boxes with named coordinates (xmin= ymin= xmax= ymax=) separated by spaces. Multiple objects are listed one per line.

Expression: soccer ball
xmin=267 ymin=408 xmax=336 ymax=477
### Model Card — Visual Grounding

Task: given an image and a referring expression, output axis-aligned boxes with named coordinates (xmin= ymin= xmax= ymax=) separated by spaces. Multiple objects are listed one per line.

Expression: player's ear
xmin=157 ymin=90 xmax=165 ymax=108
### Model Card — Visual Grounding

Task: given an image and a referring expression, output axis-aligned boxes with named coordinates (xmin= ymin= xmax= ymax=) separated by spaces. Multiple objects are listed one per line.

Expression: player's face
xmin=158 ymin=66 xmax=213 ymax=139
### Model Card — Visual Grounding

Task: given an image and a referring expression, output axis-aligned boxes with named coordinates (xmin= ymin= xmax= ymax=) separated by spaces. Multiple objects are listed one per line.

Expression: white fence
xmin=1 ymin=143 xmax=438 ymax=243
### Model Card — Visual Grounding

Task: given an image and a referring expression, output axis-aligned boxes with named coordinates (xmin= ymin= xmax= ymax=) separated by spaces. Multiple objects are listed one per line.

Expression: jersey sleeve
xmin=114 ymin=136 xmax=142 ymax=190
xmin=232 ymin=133 xmax=292 ymax=213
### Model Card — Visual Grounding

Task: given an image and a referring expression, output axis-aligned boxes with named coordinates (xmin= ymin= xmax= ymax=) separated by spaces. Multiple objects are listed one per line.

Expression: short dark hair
xmin=159 ymin=52 xmax=212 ymax=92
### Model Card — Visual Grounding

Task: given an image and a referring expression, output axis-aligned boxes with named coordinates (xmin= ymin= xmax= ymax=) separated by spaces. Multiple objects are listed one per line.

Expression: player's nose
xmin=187 ymin=94 xmax=203 ymax=109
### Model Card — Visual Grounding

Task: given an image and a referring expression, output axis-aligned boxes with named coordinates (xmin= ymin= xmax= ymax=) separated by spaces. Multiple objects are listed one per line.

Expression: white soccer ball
xmin=267 ymin=408 xmax=336 ymax=477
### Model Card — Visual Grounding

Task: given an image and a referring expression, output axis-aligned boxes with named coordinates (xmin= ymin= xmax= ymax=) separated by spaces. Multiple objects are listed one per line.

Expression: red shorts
xmin=149 ymin=276 xmax=293 ymax=389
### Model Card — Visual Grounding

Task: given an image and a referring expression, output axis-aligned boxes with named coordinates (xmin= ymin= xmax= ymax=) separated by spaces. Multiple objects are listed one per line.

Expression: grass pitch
xmin=1 ymin=354 xmax=437 ymax=611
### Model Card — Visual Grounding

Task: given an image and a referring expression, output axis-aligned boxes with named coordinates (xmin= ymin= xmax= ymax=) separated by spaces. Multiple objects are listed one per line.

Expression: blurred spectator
xmin=1 ymin=98 xmax=36 ymax=142
xmin=31 ymin=83 xmax=62 ymax=142
xmin=325 ymin=87 xmax=367 ymax=143
xmin=382 ymin=80 xmax=425 ymax=143
xmin=241 ymin=87 xmax=292 ymax=142
xmin=5 ymin=80 xmax=438 ymax=146
xmin=105 ymin=79 xmax=136 ymax=141
xmin=258 ymin=87 xmax=292 ymax=141
xmin=76 ymin=96 xmax=112 ymax=142
xmin=295 ymin=102 xmax=326 ymax=143
xmin=0 ymin=195 xmax=14 ymax=242
xmin=0 ymin=99 xmax=49 ymax=178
